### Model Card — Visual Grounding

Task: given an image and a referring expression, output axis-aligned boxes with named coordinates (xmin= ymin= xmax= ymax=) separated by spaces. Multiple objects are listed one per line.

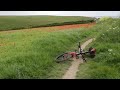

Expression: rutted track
xmin=62 ymin=38 xmax=95 ymax=79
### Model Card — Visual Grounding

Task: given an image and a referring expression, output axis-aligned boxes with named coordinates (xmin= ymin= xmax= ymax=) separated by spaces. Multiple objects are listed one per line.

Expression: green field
xmin=0 ymin=26 xmax=98 ymax=78
xmin=0 ymin=16 xmax=94 ymax=31
xmin=0 ymin=16 xmax=120 ymax=79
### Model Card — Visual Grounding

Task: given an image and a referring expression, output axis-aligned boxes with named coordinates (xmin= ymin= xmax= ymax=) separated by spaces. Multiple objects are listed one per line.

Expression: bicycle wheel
xmin=56 ymin=53 xmax=72 ymax=62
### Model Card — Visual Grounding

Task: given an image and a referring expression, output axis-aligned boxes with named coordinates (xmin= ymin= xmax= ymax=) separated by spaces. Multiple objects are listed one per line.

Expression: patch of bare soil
xmin=55 ymin=22 xmax=96 ymax=30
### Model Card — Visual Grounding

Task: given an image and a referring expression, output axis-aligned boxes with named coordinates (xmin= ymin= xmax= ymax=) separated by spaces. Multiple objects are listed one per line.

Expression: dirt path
xmin=62 ymin=38 xmax=95 ymax=79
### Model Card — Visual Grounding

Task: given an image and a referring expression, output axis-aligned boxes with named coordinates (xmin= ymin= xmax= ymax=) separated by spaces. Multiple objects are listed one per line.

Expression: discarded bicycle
xmin=56 ymin=42 xmax=96 ymax=62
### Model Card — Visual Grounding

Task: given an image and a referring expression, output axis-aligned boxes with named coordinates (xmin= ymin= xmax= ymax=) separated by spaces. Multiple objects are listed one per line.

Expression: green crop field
xmin=0 ymin=26 xmax=98 ymax=79
xmin=0 ymin=16 xmax=120 ymax=79
xmin=0 ymin=16 xmax=94 ymax=31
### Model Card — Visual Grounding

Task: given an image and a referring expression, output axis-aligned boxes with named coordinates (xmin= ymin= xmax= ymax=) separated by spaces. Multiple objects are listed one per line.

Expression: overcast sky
xmin=0 ymin=11 xmax=120 ymax=17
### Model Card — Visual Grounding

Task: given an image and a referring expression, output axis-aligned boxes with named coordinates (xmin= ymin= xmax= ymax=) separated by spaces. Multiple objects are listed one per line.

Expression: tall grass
xmin=0 ymin=26 xmax=97 ymax=79
xmin=0 ymin=16 xmax=95 ymax=31
xmin=77 ymin=18 xmax=120 ymax=79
